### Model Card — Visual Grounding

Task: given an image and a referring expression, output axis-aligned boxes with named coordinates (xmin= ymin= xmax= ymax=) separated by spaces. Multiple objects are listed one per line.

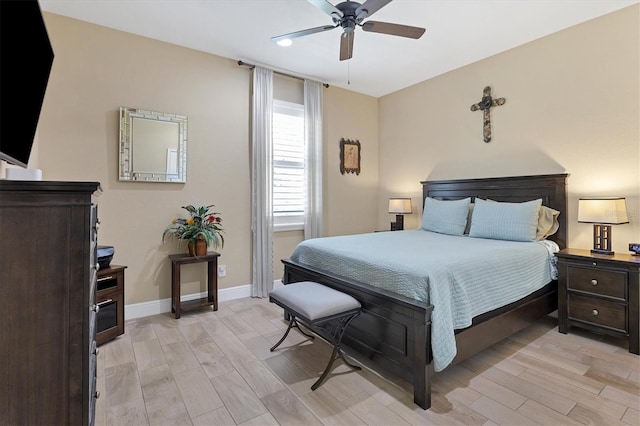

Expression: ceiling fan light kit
xmin=276 ymin=38 xmax=293 ymax=47
xmin=271 ymin=0 xmax=426 ymax=61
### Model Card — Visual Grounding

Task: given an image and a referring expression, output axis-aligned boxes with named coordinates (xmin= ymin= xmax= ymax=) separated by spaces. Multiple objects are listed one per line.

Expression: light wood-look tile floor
xmin=96 ymin=297 xmax=639 ymax=425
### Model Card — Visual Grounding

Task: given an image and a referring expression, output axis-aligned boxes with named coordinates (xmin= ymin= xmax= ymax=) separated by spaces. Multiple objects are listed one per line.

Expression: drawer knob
xmin=592 ymin=309 xmax=599 ymax=316
xmin=591 ymin=279 xmax=598 ymax=286
xmin=592 ymin=262 xmax=597 ymax=266
xmin=95 ymin=391 xmax=100 ymax=399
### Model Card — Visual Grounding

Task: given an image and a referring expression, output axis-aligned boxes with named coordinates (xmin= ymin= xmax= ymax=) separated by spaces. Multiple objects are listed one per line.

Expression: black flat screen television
xmin=0 ymin=0 xmax=54 ymax=168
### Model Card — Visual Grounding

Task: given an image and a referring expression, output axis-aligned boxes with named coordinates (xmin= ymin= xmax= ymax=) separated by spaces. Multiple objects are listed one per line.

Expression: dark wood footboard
xmin=283 ymin=259 xmax=558 ymax=409
xmin=282 ymin=260 xmax=434 ymax=409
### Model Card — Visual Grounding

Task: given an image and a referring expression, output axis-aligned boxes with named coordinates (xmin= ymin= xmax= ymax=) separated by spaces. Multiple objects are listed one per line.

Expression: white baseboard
xmin=125 ymin=280 xmax=283 ymax=320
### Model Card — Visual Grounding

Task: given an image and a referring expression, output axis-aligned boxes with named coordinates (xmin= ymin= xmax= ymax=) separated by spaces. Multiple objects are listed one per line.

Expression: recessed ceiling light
xmin=276 ymin=38 xmax=293 ymax=47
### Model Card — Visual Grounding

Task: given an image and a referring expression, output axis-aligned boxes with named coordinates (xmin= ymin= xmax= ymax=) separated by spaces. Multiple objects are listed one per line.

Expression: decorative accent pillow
xmin=469 ymin=198 xmax=542 ymax=241
xmin=422 ymin=197 xmax=471 ymax=236
xmin=536 ymin=205 xmax=560 ymax=240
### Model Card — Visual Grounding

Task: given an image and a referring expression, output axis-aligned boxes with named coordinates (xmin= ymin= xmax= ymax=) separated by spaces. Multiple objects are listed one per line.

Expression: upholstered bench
xmin=269 ymin=281 xmax=362 ymax=390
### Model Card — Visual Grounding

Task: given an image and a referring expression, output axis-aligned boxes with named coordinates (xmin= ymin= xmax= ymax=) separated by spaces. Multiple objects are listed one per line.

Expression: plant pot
xmin=187 ymin=239 xmax=207 ymax=256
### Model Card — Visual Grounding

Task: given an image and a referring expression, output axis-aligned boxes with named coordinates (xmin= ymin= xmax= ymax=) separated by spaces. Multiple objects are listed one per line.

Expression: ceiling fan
xmin=271 ymin=0 xmax=426 ymax=61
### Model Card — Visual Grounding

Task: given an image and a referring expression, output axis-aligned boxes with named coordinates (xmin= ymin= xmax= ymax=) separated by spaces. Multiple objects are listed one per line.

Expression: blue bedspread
xmin=288 ymin=229 xmax=557 ymax=371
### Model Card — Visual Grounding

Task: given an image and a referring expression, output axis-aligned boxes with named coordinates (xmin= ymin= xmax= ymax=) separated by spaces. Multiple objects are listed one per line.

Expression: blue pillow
xmin=469 ymin=198 xmax=542 ymax=241
xmin=422 ymin=197 xmax=471 ymax=236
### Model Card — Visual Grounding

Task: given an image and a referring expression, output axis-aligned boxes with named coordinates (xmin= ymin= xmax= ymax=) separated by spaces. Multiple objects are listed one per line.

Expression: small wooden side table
xmin=96 ymin=264 xmax=127 ymax=345
xmin=169 ymin=251 xmax=220 ymax=319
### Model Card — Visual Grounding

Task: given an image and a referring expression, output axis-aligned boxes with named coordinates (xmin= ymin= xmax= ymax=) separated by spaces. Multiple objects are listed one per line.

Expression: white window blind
xmin=273 ymin=100 xmax=305 ymax=229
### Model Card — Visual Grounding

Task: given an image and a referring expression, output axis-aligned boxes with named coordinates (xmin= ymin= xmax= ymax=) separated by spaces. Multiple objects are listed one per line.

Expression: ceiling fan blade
xmin=271 ymin=24 xmax=337 ymax=42
xmin=307 ymin=0 xmax=343 ymax=19
xmin=339 ymin=31 xmax=354 ymax=61
xmin=355 ymin=0 xmax=393 ymax=20
xmin=361 ymin=21 xmax=426 ymax=39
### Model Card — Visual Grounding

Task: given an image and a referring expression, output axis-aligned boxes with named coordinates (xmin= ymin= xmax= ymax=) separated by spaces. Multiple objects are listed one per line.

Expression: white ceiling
xmin=39 ymin=0 xmax=637 ymax=98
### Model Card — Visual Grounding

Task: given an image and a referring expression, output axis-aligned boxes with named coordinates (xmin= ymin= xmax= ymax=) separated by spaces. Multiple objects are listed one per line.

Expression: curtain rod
xmin=237 ymin=60 xmax=329 ymax=88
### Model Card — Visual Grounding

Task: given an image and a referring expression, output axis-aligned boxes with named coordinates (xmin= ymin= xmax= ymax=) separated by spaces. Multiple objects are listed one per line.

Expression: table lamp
xmin=388 ymin=198 xmax=412 ymax=231
xmin=578 ymin=197 xmax=629 ymax=255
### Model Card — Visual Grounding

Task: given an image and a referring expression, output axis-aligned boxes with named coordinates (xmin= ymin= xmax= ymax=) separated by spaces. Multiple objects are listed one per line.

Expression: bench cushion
xmin=270 ymin=281 xmax=361 ymax=321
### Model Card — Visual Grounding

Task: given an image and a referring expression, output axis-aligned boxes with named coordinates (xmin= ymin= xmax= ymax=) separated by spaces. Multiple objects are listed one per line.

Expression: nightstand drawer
xmin=566 ymin=266 xmax=626 ymax=299
xmin=568 ymin=294 xmax=627 ymax=332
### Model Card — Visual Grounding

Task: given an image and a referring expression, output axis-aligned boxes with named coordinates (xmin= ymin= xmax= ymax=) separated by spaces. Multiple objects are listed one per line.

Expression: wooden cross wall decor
xmin=470 ymin=86 xmax=506 ymax=143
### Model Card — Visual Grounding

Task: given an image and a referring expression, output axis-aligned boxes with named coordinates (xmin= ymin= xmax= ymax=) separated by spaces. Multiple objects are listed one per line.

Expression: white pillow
xmin=422 ymin=197 xmax=471 ymax=236
xmin=469 ymin=198 xmax=542 ymax=241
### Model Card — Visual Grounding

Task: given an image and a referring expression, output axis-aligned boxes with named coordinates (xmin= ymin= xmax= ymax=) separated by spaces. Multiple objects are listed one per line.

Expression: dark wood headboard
xmin=421 ymin=174 xmax=569 ymax=249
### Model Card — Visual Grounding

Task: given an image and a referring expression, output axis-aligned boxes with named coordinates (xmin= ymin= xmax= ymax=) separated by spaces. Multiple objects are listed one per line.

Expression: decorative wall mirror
xmin=119 ymin=107 xmax=187 ymax=182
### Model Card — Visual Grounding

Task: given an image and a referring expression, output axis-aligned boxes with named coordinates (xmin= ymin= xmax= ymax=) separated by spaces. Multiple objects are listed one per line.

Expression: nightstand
xmin=556 ymin=248 xmax=640 ymax=354
xmin=96 ymin=265 xmax=127 ymax=346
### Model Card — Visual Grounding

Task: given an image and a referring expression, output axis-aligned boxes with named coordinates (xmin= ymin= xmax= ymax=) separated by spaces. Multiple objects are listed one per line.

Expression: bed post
xmin=413 ymin=306 xmax=434 ymax=409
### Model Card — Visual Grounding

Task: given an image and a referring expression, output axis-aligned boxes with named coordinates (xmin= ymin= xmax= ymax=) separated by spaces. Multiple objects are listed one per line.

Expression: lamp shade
xmin=578 ymin=198 xmax=629 ymax=224
xmin=389 ymin=198 xmax=412 ymax=214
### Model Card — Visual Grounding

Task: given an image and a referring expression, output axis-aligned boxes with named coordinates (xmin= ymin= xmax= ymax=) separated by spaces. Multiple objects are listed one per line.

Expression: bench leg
xmin=311 ymin=345 xmax=362 ymax=391
xmin=296 ymin=322 xmax=316 ymax=339
xmin=270 ymin=315 xmax=315 ymax=352
xmin=311 ymin=313 xmax=361 ymax=391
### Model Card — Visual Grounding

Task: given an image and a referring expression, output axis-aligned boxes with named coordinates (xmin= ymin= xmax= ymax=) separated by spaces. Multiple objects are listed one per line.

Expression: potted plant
xmin=162 ymin=204 xmax=224 ymax=256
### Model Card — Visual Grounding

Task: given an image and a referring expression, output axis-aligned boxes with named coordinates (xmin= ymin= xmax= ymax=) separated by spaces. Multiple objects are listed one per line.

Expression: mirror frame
xmin=119 ymin=107 xmax=188 ymax=182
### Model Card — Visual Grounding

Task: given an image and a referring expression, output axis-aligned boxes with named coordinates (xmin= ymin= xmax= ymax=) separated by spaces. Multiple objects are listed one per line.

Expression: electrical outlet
xmin=218 ymin=265 xmax=226 ymax=277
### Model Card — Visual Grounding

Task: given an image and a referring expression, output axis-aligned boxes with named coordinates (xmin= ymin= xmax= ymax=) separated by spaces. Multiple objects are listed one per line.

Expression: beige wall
xmin=273 ymin=230 xmax=304 ymax=281
xmin=323 ymin=87 xmax=380 ymax=236
xmin=37 ymin=13 xmax=252 ymax=304
xmin=36 ymin=13 xmax=378 ymax=304
xmin=378 ymin=5 xmax=639 ymax=252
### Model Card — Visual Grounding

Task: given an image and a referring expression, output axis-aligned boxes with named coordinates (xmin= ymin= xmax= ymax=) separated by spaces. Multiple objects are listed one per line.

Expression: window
xmin=273 ymin=100 xmax=305 ymax=230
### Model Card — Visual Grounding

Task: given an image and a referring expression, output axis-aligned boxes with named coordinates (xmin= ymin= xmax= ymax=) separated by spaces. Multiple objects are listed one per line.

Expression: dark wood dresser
xmin=0 ymin=180 xmax=101 ymax=425
xmin=557 ymin=248 xmax=640 ymax=354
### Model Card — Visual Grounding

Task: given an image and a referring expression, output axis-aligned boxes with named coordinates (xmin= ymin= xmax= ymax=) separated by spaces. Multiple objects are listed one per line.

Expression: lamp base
xmin=592 ymin=224 xmax=614 ymax=256
xmin=395 ymin=214 xmax=404 ymax=231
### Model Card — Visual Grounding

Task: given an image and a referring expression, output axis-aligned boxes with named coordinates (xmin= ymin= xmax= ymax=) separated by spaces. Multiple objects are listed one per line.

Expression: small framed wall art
xmin=340 ymin=138 xmax=361 ymax=175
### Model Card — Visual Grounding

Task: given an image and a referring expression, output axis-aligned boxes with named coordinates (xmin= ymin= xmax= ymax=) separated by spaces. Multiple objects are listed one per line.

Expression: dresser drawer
xmin=97 ymin=270 xmax=124 ymax=294
xmin=568 ymin=294 xmax=627 ymax=332
xmin=566 ymin=266 xmax=627 ymax=300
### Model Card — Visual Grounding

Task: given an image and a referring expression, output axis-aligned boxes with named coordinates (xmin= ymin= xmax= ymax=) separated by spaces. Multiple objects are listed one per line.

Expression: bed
xmin=281 ymin=174 xmax=568 ymax=409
